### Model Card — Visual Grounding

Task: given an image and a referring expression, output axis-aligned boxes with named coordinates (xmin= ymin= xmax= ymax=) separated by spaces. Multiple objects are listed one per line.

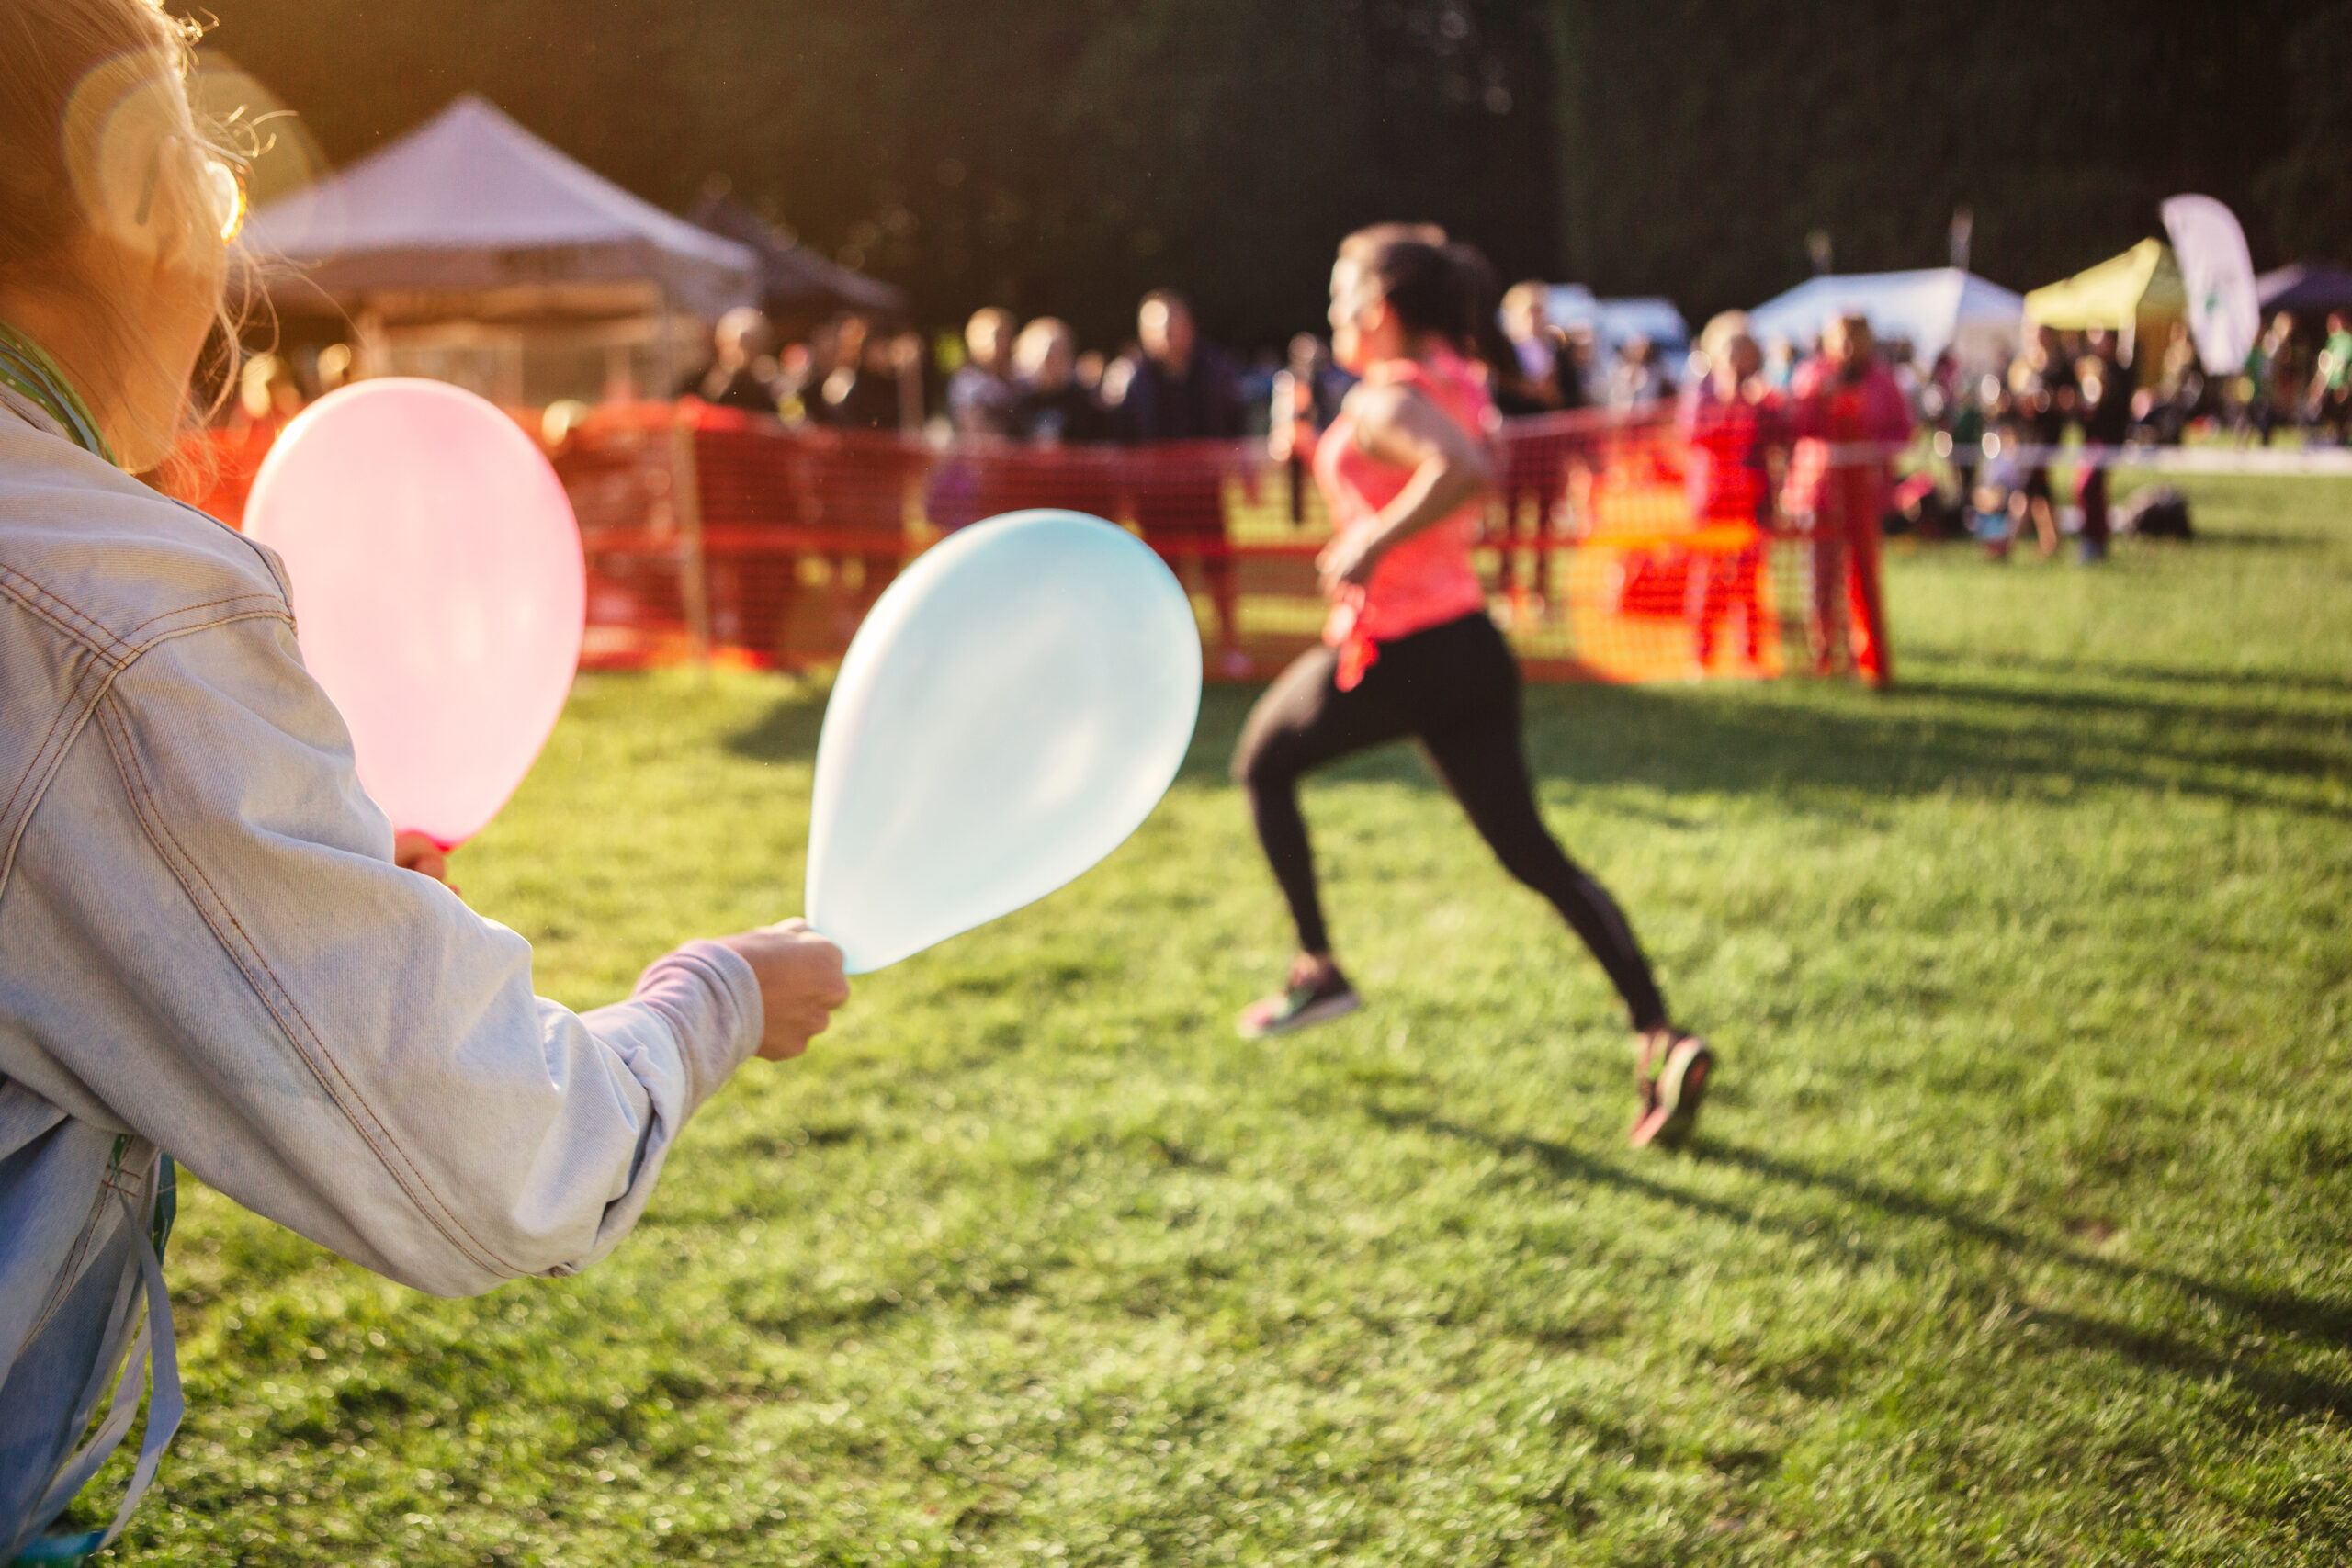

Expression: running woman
xmin=1235 ymin=229 xmax=1711 ymax=1149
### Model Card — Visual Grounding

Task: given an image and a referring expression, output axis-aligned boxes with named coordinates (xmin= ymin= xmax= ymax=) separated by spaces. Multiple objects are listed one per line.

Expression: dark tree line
xmin=202 ymin=0 xmax=2352 ymax=351
xmin=1555 ymin=0 xmax=2339 ymax=312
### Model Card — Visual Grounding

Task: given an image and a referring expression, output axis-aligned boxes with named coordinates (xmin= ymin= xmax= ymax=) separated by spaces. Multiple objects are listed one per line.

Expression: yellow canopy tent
xmin=2022 ymin=239 xmax=2188 ymax=385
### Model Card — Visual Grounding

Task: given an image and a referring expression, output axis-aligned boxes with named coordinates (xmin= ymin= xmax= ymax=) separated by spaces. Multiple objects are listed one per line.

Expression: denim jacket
xmin=0 ymin=395 xmax=765 ymax=1554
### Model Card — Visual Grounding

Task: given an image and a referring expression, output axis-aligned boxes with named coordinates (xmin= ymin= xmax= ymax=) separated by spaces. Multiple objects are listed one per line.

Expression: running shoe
xmin=1629 ymin=1029 xmax=1713 ymax=1150
xmin=1237 ymin=963 xmax=1361 ymax=1040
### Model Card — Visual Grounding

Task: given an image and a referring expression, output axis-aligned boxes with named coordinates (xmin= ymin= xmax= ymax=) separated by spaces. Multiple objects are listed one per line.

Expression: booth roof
xmin=1745 ymin=267 xmax=2023 ymax=367
xmin=684 ymin=192 xmax=909 ymax=321
xmin=1543 ymin=288 xmax=1691 ymax=350
xmin=2256 ymin=262 xmax=2352 ymax=316
xmin=2023 ymin=239 xmax=2187 ymax=330
xmin=244 ymin=95 xmax=760 ymax=320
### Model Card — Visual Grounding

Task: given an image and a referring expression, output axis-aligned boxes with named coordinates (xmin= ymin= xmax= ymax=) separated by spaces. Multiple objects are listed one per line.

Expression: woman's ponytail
xmin=1344 ymin=227 xmax=1498 ymax=357
xmin=1444 ymin=242 xmax=1509 ymax=367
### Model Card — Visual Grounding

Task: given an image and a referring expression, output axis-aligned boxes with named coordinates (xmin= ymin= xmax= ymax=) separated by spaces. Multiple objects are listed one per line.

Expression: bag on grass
xmin=2116 ymin=484 xmax=2193 ymax=540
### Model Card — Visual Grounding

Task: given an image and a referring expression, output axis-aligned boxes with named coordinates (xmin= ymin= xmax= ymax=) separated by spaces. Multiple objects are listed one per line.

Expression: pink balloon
xmin=244 ymin=378 xmax=585 ymax=848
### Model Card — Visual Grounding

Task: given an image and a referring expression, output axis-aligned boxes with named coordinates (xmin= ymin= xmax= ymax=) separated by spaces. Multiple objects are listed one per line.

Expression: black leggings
xmin=1232 ymin=613 xmax=1668 ymax=1032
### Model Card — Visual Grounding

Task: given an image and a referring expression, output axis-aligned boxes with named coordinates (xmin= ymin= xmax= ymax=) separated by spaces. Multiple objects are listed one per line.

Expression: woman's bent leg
xmin=1232 ymin=644 xmax=1412 ymax=954
xmin=1410 ymin=624 xmax=1671 ymax=1031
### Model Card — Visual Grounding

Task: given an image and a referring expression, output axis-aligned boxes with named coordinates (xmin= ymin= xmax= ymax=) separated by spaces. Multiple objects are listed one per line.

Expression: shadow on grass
xmin=1368 ymin=1103 xmax=2352 ymax=1425
xmin=2101 ymin=529 xmax=2317 ymax=551
xmin=1964 ymin=650 xmax=2352 ymax=699
xmin=1178 ymin=676 xmax=2346 ymax=815
xmin=724 ymin=666 xmax=2347 ymax=819
xmin=727 ymin=686 xmax=831 ymax=763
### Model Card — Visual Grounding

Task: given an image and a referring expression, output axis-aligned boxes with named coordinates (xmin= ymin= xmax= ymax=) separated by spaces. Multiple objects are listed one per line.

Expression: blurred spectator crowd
xmin=662 ymin=270 xmax=1724 ymax=451
xmin=206 ymin=261 xmax=2351 ymax=682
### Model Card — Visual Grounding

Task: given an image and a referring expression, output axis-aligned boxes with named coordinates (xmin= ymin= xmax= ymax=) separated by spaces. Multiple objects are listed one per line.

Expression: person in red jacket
xmin=1783 ymin=315 xmax=1911 ymax=686
xmin=1676 ymin=312 xmax=1788 ymax=671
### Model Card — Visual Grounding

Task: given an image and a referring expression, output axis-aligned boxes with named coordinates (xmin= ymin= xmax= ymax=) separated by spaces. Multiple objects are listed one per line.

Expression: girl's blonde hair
xmin=0 ymin=0 xmax=212 ymax=288
xmin=1 ymin=0 xmax=250 ymax=463
xmin=1698 ymin=310 xmax=1753 ymax=365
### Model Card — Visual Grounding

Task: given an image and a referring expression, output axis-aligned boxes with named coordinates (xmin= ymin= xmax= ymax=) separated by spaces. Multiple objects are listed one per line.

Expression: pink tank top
xmin=1315 ymin=352 xmax=1494 ymax=680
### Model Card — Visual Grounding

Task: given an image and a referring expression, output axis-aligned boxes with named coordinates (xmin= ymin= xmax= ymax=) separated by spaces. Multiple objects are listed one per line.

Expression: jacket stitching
xmin=0 ymin=575 xmax=126 ymax=663
xmin=93 ymin=694 xmax=517 ymax=1279
xmin=96 ymin=698 xmax=515 ymax=1279
xmin=121 ymin=605 xmax=292 ymax=660
xmin=164 ymin=494 xmax=292 ymax=595
xmin=0 ymin=676 xmax=85 ymax=827
xmin=0 ymin=562 xmax=128 ymax=655
xmin=8 ymin=590 xmax=517 ymax=1279
xmin=139 ymin=606 xmax=287 ymax=640
xmin=0 ymin=567 xmax=291 ymax=662
xmin=96 ymin=698 xmax=517 ymax=1278
xmin=0 ymin=659 xmax=109 ymax=874
xmin=20 ymin=1173 xmax=117 ymax=1350
xmin=0 ymin=609 xmax=292 ymax=896
xmin=118 ymin=592 xmax=288 ymax=643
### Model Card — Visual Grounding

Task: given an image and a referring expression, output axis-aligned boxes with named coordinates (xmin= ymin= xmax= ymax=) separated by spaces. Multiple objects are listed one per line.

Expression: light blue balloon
xmin=804 ymin=510 xmax=1204 ymax=974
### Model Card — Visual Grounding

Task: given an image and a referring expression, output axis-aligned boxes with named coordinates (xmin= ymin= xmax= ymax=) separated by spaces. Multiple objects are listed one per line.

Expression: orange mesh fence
xmin=165 ymin=423 xmax=281 ymax=531
xmin=172 ymin=398 xmax=1869 ymax=682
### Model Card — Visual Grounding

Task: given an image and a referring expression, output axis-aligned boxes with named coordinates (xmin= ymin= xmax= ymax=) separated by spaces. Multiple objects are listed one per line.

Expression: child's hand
xmin=716 ymin=919 xmax=851 ymax=1060
xmin=394 ymin=831 xmax=457 ymax=893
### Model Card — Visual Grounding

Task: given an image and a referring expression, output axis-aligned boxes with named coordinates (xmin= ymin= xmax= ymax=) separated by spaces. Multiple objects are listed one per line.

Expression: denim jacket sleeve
xmin=1 ymin=571 xmax=765 ymax=1297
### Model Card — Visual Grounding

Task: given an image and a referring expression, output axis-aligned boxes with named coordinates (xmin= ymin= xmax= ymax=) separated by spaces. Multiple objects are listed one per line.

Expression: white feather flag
xmin=2161 ymin=195 xmax=2260 ymax=377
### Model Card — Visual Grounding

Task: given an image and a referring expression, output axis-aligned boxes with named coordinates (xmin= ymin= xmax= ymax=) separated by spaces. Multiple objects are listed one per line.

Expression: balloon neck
xmin=401 ymin=830 xmax=460 ymax=853
xmin=805 ymin=922 xmax=877 ymax=976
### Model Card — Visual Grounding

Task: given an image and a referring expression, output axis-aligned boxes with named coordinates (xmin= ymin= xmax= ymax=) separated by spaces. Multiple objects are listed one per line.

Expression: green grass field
xmin=101 ymin=474 xmax=2351 ymax=1565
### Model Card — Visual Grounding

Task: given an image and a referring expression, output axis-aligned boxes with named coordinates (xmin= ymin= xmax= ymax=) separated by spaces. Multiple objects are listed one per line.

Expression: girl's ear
xmin=140 ymin=134 xmax=191 ymax=264
xmin=63 ymin=62 xmax=164 ymax=252
xmin=139 ymin=134 xmax=234 ymax=282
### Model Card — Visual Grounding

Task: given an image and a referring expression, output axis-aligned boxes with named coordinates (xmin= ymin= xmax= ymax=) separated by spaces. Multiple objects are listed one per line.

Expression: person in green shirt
xmin=2307 ymin=310 xmax=2352 ymax=441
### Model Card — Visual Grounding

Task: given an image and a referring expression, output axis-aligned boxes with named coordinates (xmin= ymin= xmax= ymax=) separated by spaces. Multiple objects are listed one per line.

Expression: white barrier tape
xmin=1821 ymin=438 xmax=2352 ymax=476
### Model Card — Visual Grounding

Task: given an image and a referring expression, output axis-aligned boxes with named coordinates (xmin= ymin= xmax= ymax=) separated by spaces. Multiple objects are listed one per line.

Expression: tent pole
xmin=662 ymin=287 xmax=713 ymax=670
xmin=656 ymin=287 xmax=677 ymax=404
xmin=669 ymin=407 xmax=713 ymax=671
xmin=355 ymin=306 xmax=387 ymax=379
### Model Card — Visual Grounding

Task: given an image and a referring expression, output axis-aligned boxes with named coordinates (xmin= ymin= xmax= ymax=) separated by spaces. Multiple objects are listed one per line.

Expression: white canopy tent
xmin=1746 ymin=267 xmax=2023 ymax=376
xmin=1544 ymin=287 xmax=1691 ymax=355
xmin=245 ymin=96 xmax=761 ymax=401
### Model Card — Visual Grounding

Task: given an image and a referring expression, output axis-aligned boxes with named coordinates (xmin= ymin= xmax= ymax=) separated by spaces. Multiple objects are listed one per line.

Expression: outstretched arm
xmin=5 ymin=613 xmax=845 ymax=1295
